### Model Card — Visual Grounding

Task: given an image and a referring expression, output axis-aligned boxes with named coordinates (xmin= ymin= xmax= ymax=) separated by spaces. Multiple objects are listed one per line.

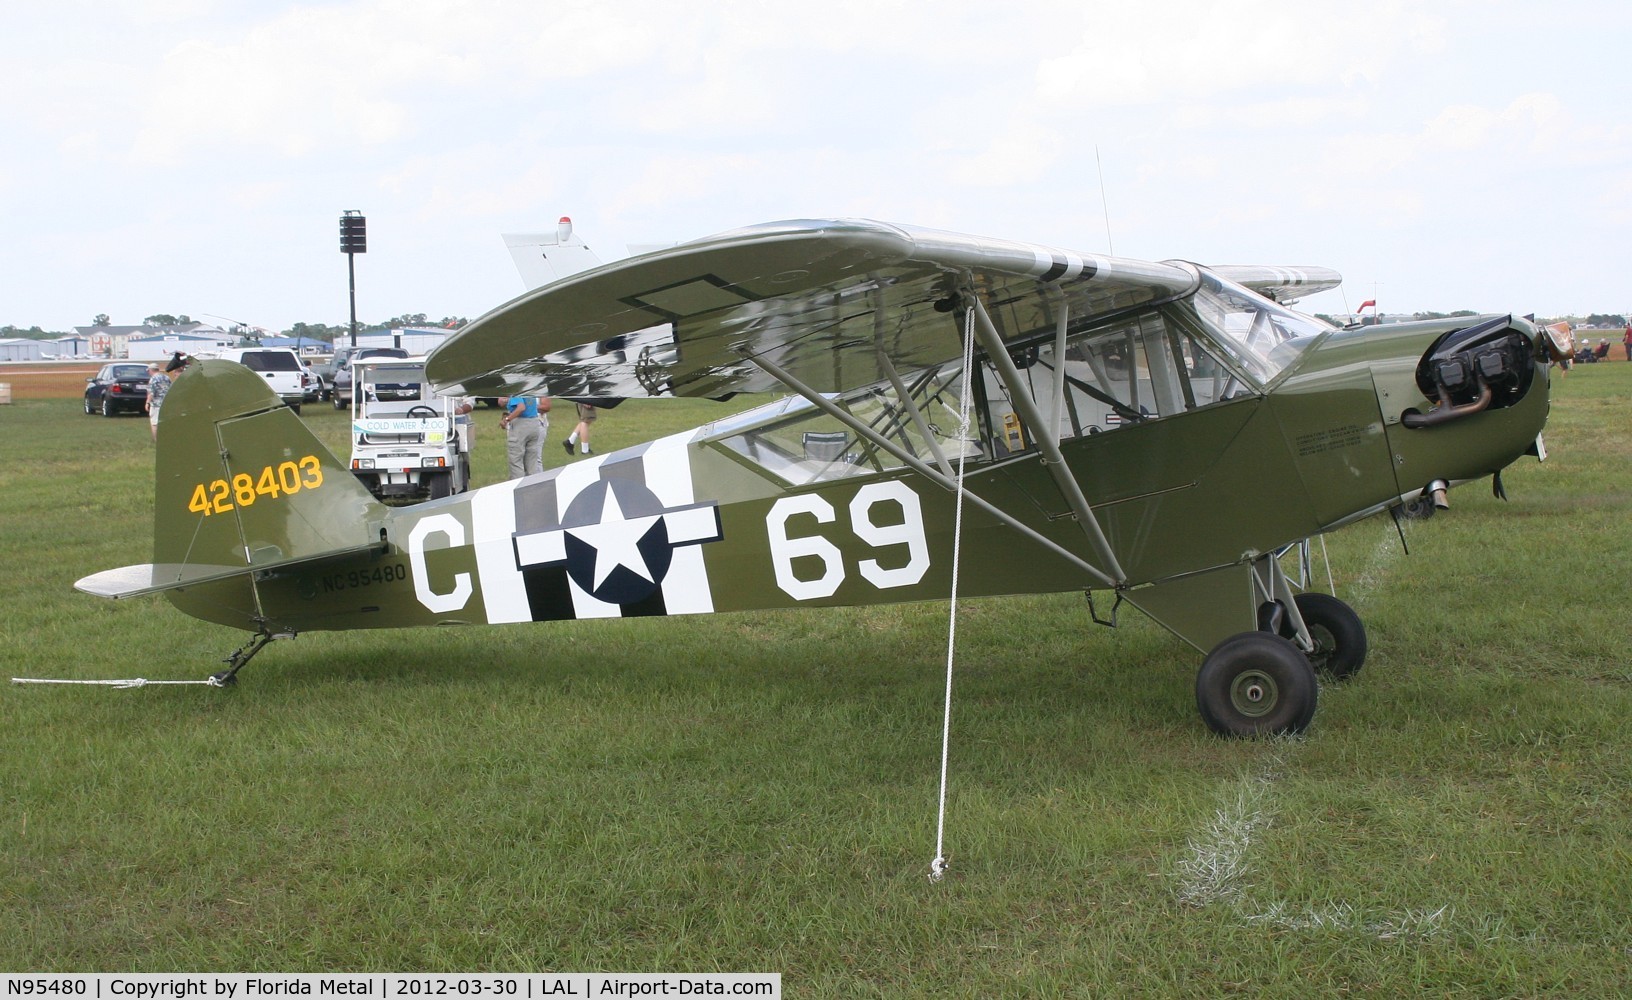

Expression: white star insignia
xmin=563 ymin=486 xmax=663 ymax=589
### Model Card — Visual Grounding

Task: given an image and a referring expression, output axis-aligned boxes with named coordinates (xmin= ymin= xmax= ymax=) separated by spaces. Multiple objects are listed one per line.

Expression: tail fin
xmin=501 ymin=216 xmax=604 ymax=290
xmin=77 ymin=360 xmax=385 ymax=604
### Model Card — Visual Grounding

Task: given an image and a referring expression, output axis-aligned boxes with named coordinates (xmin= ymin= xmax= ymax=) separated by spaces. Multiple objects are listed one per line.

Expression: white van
xmin=217 ymin=347 xmax=309 ymax=413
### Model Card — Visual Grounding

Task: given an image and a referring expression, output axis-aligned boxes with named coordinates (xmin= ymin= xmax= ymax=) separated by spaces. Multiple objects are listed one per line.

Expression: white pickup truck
xmin=348 ymin=356 xmax=470 ymax=501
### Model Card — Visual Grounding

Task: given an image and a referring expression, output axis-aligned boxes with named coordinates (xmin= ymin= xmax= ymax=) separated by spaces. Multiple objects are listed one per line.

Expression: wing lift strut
xmin=742 ymin=284 xmax=1137 ymax=884
xmin=738 ymin=284 xmax=1129 ymax=592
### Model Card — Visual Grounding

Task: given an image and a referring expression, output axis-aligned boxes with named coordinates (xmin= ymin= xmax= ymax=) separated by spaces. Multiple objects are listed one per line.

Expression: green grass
xmin=3 ymin=368 xmax=1632 ymax=993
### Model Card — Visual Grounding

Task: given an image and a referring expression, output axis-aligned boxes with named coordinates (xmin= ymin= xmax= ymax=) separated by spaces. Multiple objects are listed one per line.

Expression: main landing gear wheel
xmin=1196 ymin=632 xmax=1318 ymax=737
xmin=1292 ymin=592 xmax=1367 ymax=680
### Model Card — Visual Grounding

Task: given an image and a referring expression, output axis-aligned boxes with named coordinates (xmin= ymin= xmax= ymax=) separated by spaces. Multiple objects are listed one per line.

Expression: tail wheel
xmin=1292 ymin=592 xmax=1367 ymax=680
xmin=1196 ymin=632 xmax=1318 ymax=737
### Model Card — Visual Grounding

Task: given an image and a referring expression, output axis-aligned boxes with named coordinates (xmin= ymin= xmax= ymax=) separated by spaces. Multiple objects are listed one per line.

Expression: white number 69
xmin=767 ymin=482 xmax=929 ymax=601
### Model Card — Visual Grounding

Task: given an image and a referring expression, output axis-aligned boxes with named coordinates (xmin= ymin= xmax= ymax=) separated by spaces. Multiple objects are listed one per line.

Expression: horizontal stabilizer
xmin=76 ymin=541 xmax=385 ymax=600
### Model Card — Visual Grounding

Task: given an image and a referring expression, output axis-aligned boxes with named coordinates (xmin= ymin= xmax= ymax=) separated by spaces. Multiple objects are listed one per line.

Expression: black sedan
xmin=84 ymin=363 xmax=151 ymax=416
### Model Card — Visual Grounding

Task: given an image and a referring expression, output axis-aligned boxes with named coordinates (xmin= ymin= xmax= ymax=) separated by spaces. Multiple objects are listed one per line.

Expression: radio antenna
xmin=1096 ymin=146 xmax=1115 ymax=256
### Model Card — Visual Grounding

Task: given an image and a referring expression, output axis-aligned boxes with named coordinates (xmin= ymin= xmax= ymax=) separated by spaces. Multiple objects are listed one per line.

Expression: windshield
xmin=1182 ymin=272 xmax=1333 ymax=383
xmin=241 ymin=351 xmax=301 ymax=372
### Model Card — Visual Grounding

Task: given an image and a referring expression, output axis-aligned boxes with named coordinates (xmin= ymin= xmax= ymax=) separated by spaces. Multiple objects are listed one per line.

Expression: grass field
xmin=3 ymin=365 xmax=1631 ymax=994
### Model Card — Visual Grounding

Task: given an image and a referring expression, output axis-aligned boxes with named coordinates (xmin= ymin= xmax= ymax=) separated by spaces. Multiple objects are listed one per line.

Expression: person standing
xmin=1623 ymin=324 xmax=1631 ymax=362
xmin=500 ymin=395 xmax=545 ymax=479
xmin=145 ymin=353 xmax=188 ymax=442
xmin=563 ymin=401 xmax=596 ymax=457
xmin=451 ymin=396 xmax=476 ymax=486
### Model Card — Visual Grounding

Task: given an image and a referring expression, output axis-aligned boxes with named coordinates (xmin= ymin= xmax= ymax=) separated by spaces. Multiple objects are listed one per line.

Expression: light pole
xmin=340 ymin=211 xmax=367 ymax=347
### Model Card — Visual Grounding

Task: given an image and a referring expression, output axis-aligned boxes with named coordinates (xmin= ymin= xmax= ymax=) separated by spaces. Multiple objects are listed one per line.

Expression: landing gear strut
xmin=1290 ymin=592 xmax=1367 ymax=679
xmin=210 ymin=626 xmax=291 ymax=686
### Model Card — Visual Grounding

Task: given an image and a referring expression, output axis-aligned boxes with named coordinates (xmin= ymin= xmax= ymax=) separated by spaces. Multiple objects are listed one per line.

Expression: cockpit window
xmin=707 ymin=273 xmax=1332 ymax=483
xmin=707 ymin=366 xmax=982 ymax=486
xmin=1182 ymin=273 xmax=1333 ymax=383
xmin=975 ymin=308 xmax=1249 ymax=454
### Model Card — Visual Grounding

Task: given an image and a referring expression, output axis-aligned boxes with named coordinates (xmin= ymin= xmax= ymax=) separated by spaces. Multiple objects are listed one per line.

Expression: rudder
xmin=153 ymin=360 xmax=384 ymax=584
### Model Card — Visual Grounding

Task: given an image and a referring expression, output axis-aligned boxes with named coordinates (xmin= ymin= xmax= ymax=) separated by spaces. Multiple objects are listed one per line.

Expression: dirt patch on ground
xmin=0 ymin=362 xmax=104 ymax=400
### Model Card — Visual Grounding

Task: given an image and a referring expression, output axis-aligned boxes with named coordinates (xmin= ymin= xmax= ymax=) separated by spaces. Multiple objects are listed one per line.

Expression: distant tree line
xmin=0 ymin=313 xmax=469 ymax=341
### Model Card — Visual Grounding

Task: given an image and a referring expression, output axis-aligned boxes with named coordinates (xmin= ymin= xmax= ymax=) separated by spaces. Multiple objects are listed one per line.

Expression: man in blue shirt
xmin=499 ymin=396 xmax=546 ymax=478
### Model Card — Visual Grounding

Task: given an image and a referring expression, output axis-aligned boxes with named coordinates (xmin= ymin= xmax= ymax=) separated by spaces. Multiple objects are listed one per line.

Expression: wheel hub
xmin=1230 ymin=669 xmax=1279 ymax=718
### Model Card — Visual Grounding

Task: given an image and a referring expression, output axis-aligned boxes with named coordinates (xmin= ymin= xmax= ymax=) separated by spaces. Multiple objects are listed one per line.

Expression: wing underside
xmin=428 ymin=220 xmax=1207 ymax=400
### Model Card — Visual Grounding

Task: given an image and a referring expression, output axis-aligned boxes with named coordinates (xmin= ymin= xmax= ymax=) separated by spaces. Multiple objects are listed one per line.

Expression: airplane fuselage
xmin=168 ymin=316 xmax=1548 ymax=653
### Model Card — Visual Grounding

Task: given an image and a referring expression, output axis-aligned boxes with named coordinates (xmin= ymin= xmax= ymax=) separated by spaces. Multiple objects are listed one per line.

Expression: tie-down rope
xmin=930 ymin=302 xmax=980 ymax=883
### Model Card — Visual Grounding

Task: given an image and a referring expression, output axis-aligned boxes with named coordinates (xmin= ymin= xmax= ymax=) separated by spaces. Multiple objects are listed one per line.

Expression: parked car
xmin=299 ymin=361 xmax=324 ymax=403
xmin=84 ymin=363 xmax=151 ymax=417
xmin=328 ymin=346 xmax=411 ymax=409
xmin=216 ymin=347 xmax=308 ymax=414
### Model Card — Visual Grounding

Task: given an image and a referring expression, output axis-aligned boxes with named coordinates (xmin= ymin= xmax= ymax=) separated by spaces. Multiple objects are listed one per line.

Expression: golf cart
xmin=348 ymin=356 xmax=470 ymax=502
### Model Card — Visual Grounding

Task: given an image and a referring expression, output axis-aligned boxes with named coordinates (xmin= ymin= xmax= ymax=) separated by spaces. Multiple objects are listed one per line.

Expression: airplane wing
xmin=1207 ymin=265 xmax=1342 ymax=304
xmin=428 ymin=219 xmax=1202 ymax=400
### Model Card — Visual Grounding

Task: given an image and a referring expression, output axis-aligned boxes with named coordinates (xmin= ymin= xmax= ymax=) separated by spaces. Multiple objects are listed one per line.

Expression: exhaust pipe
xmin=1401 ymin=381 xmax=1492 ymax=428
xmin=1425 ymin=478 xmax=1449 ymax=510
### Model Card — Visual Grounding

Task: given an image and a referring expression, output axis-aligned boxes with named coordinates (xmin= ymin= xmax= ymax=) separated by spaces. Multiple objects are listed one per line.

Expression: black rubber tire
xmin=1293 ymin=592 xmax=1367 ymax=680
xmin=84 ymin=396 xmax=94 ymax=415
xmin=1196 ymin=631 xmax=1318 ymax=737
xmin=333 ymin=394 xmax=346 ymax=410
xmin=101 ymin=396 xmax=115 ymax=417
xmin=427 ymin=471 xmax=452 ymax=500
xmin=289 ymin=403 xmax=301 ymax=416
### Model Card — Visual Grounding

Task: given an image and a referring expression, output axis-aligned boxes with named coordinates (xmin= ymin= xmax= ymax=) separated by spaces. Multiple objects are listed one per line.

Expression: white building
xmin=126 ymin=330 xmax=238 ymax=361
xmin=0 ymin=338 xmax=47 ymax=362
xmin=75 ymin=322 xmax=233 ymax=359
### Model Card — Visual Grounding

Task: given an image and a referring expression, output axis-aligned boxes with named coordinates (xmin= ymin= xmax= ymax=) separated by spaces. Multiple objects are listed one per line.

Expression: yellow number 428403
xmin=187 ymin=456 xmax=323 ymax=516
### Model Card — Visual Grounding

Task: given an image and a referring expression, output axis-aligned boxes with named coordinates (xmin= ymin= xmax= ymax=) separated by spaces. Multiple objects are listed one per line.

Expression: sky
xmin=4 ymin=0 xmax=1629 ymax=333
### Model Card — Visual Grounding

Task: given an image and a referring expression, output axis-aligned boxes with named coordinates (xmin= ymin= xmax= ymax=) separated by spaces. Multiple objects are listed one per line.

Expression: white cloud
xmin=947 ymin=122 xmax=1067 ymax=186
xmin=3 ymin=0 xmax=1630 ymax=329
xmin=1034 ymin=0 xmax=1447 ymax=106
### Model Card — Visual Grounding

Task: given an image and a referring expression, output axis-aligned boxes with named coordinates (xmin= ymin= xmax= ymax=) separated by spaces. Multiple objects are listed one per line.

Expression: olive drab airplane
xmin=73 ymin=219 xmax=1554 ymax=736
